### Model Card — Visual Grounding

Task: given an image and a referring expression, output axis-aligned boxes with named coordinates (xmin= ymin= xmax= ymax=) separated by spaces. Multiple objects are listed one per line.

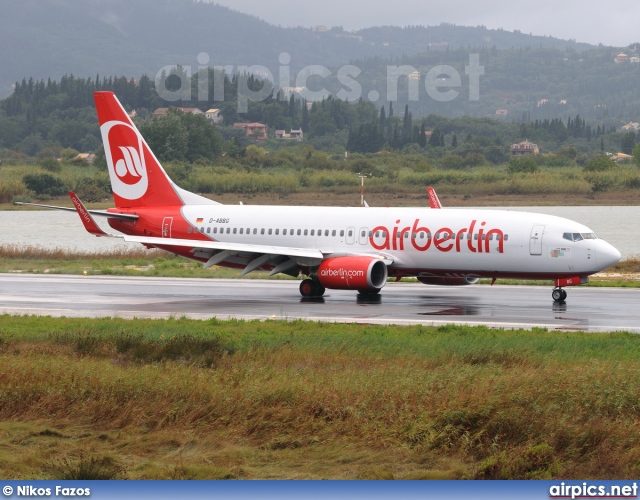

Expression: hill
xmin=0 ymin=0 xmax=599 ymax=98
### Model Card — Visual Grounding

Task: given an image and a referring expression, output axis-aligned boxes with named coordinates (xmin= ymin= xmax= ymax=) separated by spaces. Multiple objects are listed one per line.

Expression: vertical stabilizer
xmin=94 ymin=91 xmax=218 ymax=208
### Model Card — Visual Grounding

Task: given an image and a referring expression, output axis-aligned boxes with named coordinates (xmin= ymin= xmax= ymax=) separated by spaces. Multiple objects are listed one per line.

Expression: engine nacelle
xmin=417 ymin=276 xmax=479 ymax=286
xmin=316 ymin=256 xmax=388 ymax=292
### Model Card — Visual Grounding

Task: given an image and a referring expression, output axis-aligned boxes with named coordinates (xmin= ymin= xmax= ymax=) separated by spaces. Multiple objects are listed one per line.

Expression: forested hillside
xmin=0 ymin=0 xmax=601 ymax=98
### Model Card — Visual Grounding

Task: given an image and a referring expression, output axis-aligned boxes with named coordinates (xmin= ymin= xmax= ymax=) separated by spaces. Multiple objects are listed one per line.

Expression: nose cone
xmin=597 ymin=241 xmax=622 ymax=270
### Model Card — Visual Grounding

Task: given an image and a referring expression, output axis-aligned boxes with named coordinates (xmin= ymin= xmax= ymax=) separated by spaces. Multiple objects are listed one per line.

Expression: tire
xmin=552 ymin=289 xmax=563 ymax=302
xmin=300 ymin=280 xmax=315 ymax=297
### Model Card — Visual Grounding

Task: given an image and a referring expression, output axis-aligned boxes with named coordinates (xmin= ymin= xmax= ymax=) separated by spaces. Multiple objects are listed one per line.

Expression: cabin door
xmin=162 ymin=217 xmax=173 ymax=238
xmin=529 ymin=225 xmax=544 ymax=255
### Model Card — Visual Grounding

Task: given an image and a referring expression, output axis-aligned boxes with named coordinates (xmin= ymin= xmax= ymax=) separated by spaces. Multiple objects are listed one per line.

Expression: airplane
xmin=17 ymin=91 xmax=622 ymax=303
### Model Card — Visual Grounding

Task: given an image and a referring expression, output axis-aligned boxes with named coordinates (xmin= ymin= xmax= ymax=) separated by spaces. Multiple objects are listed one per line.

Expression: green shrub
xmin=584 ymin=156 xmax=617 ymax=172
xmin=508 ymin=156 xmax=538 ymax=174
xmin=22 ymin=173 xmax=68 ymax=197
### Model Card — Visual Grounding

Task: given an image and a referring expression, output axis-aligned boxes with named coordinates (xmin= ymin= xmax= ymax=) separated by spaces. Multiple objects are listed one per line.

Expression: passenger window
xmin=404 ymin=232 xmax=409 ymax=238
xmin=325 ymin=230 xmax=329 ymax=236
xmin=261 ymin=228 xmax=265 ymax=235
xmin=187 ymin=227 xmax=192 ymax=233
xmin=253 ymin=229 xmax=257 ymax=235
xmin=304 ymin=229 xmax=308 ymax=236
xmin=348 ymin=230 xmax=353 ymax=237
xmin=226 ymin=228 xmax=230 ymax=234
xmin=361 ymin=231 xmax=366 ymax=238
xmin=297 ymin=229 xmax=302 ymax=236
xmin=275 ymin=229 xmax=279 ymax=235
xmin=340 ymin=230 xmax=344 ymax=237
xmin=206 ymin=227 xmax=211 ymax=234
xmin=268 ymin=229 xmax=272 ymax=235
xmin=311 ymin=230 xmax=315 ymax=236
xmin=474 ymin=234 xmax=478 ymax=240
xmin=240 ymin=228 xmax=244 ymax=234
xmin=213 ymin=227 xmax=217 ymax=234
xmin=283 ymin=229 xmax=287 ymax=235
xmin=332 ymin=230 xmax=336 ymax=236
xmin=233 ymin=228 xmax=237 ymax=234
xmin=504 ymin=235 xmax=509 ymax=241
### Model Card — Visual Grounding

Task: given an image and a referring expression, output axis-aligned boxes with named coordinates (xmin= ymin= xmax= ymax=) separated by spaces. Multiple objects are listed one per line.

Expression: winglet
xmin=69 ymin=192 xmax=113 ymax=237
xmin=427 ymin=186 xmax=443 ymax=209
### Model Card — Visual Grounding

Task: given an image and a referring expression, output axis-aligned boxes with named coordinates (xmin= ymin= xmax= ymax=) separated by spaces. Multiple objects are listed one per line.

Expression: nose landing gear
xmin=552 ymin=288 xmax=568 ymax=302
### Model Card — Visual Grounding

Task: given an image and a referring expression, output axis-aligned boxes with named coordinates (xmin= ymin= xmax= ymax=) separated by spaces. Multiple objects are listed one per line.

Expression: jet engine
xmin=315 ymin=256 xmax=388 ymax=292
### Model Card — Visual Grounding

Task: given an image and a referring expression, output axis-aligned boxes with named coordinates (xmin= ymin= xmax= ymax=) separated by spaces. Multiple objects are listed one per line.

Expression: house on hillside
xmin=233 ymin=122 xmax=268 ymax=141
xmin=153 ymin=107 xmax=203 ymax=119
xmin=74 ymin=153 xmax=95 ymax=164
xmin=621 ymin=122 xmax=640 ymax=131
xmin=611 ymin=153 xmax=634 ymax=163
xmin=511 ymin=140 xmax=539 ymax=156
xmin=276 ymin=129 xmax=303 ymax=141
xmin=205 ymin=109 xmax=223 ymax=124
xmin=614 ymin=53 xmax=628 ymax=63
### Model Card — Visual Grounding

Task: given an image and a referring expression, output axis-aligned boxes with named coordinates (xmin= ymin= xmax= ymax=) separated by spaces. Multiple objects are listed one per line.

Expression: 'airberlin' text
xmin=369 ymin=219 xmax=504 ymax=253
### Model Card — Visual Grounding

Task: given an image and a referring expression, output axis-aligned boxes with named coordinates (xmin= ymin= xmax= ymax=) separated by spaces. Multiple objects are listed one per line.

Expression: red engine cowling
xmin=417 ymin=277 xmax=479 ymax=286
xmin=316 ymin=256 xmax=388 ymax=292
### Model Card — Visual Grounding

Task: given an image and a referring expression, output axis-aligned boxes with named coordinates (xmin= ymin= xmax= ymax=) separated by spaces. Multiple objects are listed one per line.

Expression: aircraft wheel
xmin=300 ymin=280 xmax=325 ymax=298
xmin=552 ymin=288 xmax=564 ymax=302
xmin=300 ymin=280 xmax=316 ymax=297
xmin=358 ymin=288 xmax=381 ymax=296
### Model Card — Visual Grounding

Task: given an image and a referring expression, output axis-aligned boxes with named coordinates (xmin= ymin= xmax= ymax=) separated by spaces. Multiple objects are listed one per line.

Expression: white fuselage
xmin=177 ymin=205 xmax=621 ymax=279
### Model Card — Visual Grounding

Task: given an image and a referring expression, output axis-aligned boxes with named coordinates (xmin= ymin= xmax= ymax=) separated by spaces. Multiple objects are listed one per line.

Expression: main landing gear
xmin=552 ymin=288 xmax=567 ymax=303
xmin=299 ymin=279 xmax=325 ymax=298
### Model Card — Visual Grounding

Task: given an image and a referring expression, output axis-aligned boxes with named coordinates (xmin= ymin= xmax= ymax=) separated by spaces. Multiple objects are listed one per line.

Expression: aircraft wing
xmin=123 ymin=235 xmax=325 ymax=260
xmin=123 ymin=235 xmax=393 ymax=275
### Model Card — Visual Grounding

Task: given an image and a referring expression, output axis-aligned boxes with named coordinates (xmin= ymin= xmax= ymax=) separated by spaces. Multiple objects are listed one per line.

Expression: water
xmin=0 ymin=206 xmax=639 ymax=258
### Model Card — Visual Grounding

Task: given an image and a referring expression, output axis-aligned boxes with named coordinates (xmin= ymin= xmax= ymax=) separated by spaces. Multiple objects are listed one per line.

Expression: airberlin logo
xmin=320 ymin=268 xmax=365 ymax=279
xmin=370 ymin=219 xmax=505 ymax=254
xmin=115 ymin=146 xmax=143 ymax=181
xmin=100 ymin=120 xmax=148 ymax=200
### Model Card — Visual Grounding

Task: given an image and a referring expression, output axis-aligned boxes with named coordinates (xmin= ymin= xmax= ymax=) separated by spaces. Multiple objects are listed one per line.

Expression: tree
xmin=621 ymin=132 xmax=637 ymax=155
xmin=633 ymin=143 xmax=640 ymax=166
xmin=418 ymin=123 xmax=427 ymax=148
xmin=583 ymin=156 xmax=617 ymax=172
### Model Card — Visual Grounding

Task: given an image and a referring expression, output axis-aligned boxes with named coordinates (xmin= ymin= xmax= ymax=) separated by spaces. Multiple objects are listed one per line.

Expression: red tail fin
xmin=94 ymin=91 xmax=218 ymax=209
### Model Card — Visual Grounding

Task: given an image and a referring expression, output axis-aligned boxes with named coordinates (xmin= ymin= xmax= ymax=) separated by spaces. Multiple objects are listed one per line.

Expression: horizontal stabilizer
xmin=14 ymin=200 xmax=138 ymax=222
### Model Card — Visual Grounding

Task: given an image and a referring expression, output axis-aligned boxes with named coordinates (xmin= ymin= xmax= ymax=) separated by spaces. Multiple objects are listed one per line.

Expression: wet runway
xmin=1 ymin=274 xmax=639 ymax=332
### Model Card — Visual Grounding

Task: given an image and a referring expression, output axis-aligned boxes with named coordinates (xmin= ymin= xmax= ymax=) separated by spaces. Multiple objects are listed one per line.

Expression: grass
xmin=1 ymin=316 xmax=640 ymax=479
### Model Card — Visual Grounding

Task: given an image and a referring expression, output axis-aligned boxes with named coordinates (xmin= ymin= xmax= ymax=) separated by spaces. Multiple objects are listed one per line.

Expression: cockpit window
xmin=563 ymin=232 xmax=598 ymax=242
